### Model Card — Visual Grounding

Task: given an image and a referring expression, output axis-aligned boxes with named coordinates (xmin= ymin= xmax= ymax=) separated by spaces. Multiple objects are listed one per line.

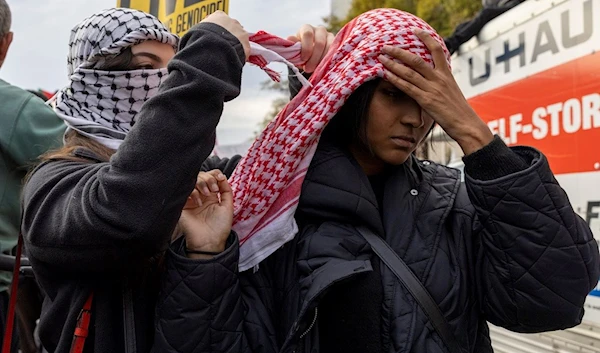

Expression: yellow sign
xmin=117 ymin=0 xmax=229 ymax=36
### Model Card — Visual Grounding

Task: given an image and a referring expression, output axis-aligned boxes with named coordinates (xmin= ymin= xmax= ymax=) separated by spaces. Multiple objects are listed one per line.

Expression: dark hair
xmin=322 ymin=78 xmax=380 ymax=149
xmin=40 ymin=129 xmax=114 ymax=163
xmin=322 ymin=78 xmax=436 ymax=154
xmin=98 ymin=47 xmax=135 ymax=71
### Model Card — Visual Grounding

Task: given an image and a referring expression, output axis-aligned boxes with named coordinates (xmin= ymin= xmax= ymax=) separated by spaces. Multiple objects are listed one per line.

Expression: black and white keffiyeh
xmin=54 ymin=8 xmax=179 ymax=149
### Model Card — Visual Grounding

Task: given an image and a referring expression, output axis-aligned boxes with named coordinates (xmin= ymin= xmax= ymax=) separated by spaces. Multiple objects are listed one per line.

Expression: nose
xmin=400 ymin=103 xmax=424 ymax=129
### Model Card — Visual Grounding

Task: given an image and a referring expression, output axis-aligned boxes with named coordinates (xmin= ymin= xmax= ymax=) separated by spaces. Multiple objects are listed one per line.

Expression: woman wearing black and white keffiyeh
xmin=20 ymin=7 xmax=332 ymax=353
xmin=52 ymin=8 xmax=180 ymax=150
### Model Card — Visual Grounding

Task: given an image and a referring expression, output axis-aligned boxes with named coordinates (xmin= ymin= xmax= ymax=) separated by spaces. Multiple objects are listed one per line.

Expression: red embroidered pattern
xmin=232 ymin=9 xmax=450 ymax=271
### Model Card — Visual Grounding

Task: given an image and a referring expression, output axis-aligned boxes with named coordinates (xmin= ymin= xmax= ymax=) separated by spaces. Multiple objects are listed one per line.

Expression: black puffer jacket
xmin=156 ymin=139 xmax=599 ymax=353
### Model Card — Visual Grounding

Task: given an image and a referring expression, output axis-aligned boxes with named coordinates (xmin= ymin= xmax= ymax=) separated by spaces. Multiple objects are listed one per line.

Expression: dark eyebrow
xmin=132 ymin=52 xmax=162 ymax=63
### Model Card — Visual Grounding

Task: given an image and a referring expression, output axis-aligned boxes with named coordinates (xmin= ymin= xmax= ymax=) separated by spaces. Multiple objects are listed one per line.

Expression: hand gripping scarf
xmin=54 ymin=8 xmax=179 ymax=150
xmin=231 ymin=8 xmax=452 ymax=271
xmin=54 ymin=7 xmax=308 ymax=151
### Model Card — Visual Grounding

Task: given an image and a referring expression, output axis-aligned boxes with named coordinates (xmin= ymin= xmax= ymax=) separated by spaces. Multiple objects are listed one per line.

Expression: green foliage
xmin=324 ymin=0 xmax=482 ymax=36
xmin=417 ymin=0 xmax=482 ymax=37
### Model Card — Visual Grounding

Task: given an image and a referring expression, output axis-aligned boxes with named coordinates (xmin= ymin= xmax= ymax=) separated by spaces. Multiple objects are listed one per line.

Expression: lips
xmin=390 ymin=135 xmax=416 ymax=148
xmin=392 ymin=135 xmax=416 ymax=143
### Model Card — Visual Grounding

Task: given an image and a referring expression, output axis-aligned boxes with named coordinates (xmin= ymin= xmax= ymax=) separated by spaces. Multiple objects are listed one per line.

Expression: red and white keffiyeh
xmin=235 ymin=9 xmax=451 ymax=271
xmin=248 ymin=31 xmax=310 ymax=86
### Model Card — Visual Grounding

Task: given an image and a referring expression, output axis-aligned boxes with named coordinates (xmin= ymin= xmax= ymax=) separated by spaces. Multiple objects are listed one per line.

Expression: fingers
xmin=217 ymin=178 xmax=233 ymax=210
xmin=383 ymin=69 xmax=420 ymax=98
xmin=195 ymin=170 xmax=226 ymax=197
xmin=304 ymin=26 xmax=328 ymax=73
xmin=297 ymin=24 xmax=316 ymax=64
xmin=202 ymin=11 xmax=250 ymax=60
xmin=184 ymin=189 xmax=202 ymax=209
xmin=378 ymin=53 xmax=428 ymax=91
xmin=195 ymin=177 xmax=233 ymax=210
xmin=381 ymin=45 xmax=433 ymax=81
xmin=325 ymin=32 xmax=335 ymax=55
xmin=293 ymin=24 xmax=334 ymax=73
xmin=414 ymin=29 xmax=449 ymax=72
xmin=185 ymin=169 xmax=231 ymax=210
xmin=239 ymin=30 xmax=251 ymax=61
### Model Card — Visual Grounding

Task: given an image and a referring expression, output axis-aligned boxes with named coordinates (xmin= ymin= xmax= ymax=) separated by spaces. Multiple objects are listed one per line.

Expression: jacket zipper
xmin=292 ymin=308 xmax=319 ymax=353
xmin=299 ymin=308 xmax=318 ymax=339
xmin=284 ymin=260 xmax=372 ymax=353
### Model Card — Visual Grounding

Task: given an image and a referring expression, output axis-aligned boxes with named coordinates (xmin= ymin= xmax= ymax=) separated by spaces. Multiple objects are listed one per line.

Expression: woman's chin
xmin=380 ymin=152 xmax=411 ymax=166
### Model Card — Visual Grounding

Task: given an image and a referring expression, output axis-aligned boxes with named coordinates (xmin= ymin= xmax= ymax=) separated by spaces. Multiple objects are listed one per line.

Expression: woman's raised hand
xmin=378 ymin=29 xmax=493 ymax=155
xmin=180 ymin=169 xmax=233 ymax=259
xmin=203 ymin=11 xmax=250 ymax=60
xmin=288 ymin=24 xmax=335 ymax=73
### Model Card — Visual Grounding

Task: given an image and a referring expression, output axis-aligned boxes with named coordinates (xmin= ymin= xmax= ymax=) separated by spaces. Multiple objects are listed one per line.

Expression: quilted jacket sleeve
xmin=468 ymin=146 xmax=600 ymax=333
xmin=153 ymin=235 xmax=285 ymax=353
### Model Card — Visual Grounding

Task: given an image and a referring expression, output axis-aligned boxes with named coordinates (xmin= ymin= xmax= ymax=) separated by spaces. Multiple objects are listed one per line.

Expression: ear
xmin=0 ymin=32 xmax=14 ymax=68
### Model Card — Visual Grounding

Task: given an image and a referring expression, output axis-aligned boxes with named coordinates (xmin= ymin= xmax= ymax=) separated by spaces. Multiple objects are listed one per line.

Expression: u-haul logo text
xmin=454 ymin=0 xmax=600 ymax=99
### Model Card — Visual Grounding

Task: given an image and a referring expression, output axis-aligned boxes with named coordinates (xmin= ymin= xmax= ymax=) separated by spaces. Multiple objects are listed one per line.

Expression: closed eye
xmin=383 ymin=89 xmax=405 ymax=99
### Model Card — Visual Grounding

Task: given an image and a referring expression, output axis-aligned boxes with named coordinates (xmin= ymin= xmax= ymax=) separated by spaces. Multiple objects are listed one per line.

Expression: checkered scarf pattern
xmin=231 ymin=8 xmax=451 ymax=271
xmin=248 ymin=31 xmax=309 ymax=86
xmin=54 ymin=8 xmax=179 ymax=150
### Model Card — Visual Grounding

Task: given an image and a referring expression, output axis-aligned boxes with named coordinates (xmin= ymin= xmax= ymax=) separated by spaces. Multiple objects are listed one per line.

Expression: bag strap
xmin=2 ymin=234 xmax=94 ymax=353
xmin=355 ymin=226 xmax=462 ymax=353
xmin=122 ymin=285 xmax=137 ymax=353
xmin=2 ymin=234 xmax=23 ymax=353
xmin=70 ymin=291 xmax=94 ymax=353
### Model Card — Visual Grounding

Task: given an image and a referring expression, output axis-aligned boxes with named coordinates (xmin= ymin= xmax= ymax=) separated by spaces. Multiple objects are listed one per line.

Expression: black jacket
xmin=155 ymin=138 xmax=599 ymax=353
xmin=21 ymin=23 xmax=245 ymax=353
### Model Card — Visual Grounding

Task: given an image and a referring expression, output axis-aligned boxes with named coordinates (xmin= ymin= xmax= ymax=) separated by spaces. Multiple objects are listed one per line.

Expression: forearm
xmin=22 ymin=23 xmax=246 ymax=271
xmin=97 ymin=23 xmax=245 ymax=235
xmin=453 ymin=119 xmax=494 ymax=156
xmin=469 ymin=149 xmax=600 ymax=330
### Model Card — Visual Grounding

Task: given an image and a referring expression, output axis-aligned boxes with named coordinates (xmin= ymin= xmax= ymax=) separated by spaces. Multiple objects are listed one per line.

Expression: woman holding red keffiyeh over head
xmin=179 ymin=7 xmax=600 ymax=353
xmin=20 ymin=6 xmax=333 ymax=353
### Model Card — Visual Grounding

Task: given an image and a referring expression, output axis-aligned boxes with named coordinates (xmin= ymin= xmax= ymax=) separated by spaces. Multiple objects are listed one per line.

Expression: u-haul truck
xmin=426 ymin=0 xmax=600 ymax=350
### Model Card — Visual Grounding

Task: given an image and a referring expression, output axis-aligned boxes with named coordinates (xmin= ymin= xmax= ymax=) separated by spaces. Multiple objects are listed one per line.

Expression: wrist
xmin=184 ymin=246 xmax=224 ymax=260
xmin=185 ymin=240 xmax=226 ymax=254
xmin=454 ymin=122 xmax=494 ymax=156
xmin=184 ymin=240 xmax=226 ymax=260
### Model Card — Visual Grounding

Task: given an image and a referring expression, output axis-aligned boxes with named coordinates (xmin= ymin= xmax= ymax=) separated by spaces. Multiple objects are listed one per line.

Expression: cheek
xmin=365 ymin=114 xmax=391 ymax=148
xmin=366 ymin=100 xmax=398 ymax=137
xmin=417 ymin=116 xmax=436 ymax=142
